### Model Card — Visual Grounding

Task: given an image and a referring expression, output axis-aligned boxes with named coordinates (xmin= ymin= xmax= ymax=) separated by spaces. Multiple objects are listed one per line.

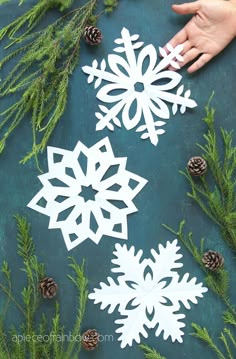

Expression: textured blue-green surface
xmin=0 ymin=0 xmax=236 ymax=358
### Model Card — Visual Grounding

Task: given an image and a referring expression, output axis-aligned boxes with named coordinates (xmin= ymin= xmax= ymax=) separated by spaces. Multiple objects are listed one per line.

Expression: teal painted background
xmin=0 ymin=0 xmax=236 ymax=358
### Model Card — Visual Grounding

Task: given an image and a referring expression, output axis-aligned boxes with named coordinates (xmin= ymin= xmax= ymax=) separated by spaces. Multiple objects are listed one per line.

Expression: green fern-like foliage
xmin=191 ymin=324 xmax=226 ymax=359
xmin=0 ymin=0 xmax=26 ymax=4
xmin=0 ymin=0 xmax=118 ymax=169
xmin=0 ymin=215 xmax=88 ymax=358
xmin=180 ymin=98 xmax=236 ymax=251
xmin=0 ymin=0 xmax=74 ymax=44
xmin=139 ymin=344 xmax=167 ymax=359
xmin=191 ymin=324 xmax=236 ymax=359
xmin=163 ymin=221 xmax=235 ymax=316
xmin=104 ymin=0 xmax=118 ymax=13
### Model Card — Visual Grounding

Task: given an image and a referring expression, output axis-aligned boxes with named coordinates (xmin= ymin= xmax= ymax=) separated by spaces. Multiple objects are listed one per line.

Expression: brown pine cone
xmin=82 ymin=329 xmax=99 ymax=351
xmin=202 ymin=250 xmax=224 ymax=271
xmin=39 ymin=277 xmax=58 ymax=299
xmin=187 ymin=156 xmax=207 ymax=176
xmin=84 ymin=26 xmax=102 ymax=45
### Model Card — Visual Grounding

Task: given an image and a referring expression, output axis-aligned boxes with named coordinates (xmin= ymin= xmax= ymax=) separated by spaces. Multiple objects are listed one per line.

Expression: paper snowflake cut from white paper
xmin=27 ymin=137 xmax=147 ymax=251
xmin=82 ymin=27 xmax=197 ymax=146
xmin=89 ymin=240 xmax=208 ymax=348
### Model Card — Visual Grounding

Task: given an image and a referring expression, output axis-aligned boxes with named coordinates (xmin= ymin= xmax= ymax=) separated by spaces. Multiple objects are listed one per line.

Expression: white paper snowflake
xmin=89 ymin=240 xmax=208 ymax=348
xmin=27 ymin=137 xmax=147 ymax=251
xmin=82 ymin=27 xmax=197 ymax=146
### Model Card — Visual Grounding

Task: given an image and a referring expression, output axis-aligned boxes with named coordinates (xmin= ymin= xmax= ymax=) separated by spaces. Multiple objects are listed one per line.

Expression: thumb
xmin=172 ymin=1 xmax=201 ymax=15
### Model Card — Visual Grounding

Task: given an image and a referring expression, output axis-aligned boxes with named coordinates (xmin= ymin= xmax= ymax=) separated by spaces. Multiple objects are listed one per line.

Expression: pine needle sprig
xmin=191 ymin=324 xmax=236 ymax=359
xmin=0 ymin=0 xmax=97 ymax=169
xmin=191 ymin=324 xmax=226 ymax=359
xmin=163 ymin=220 xmax=205 ymax=267
xmin=180 ymin=98 xmax=236 ymax=251
xmin=220 ymin=331 xmax=235 ymax=359
xmin=66 ymin=257 xmax=88 ymax=357
xmin=0 ymin=215 xmax=89 ymax=358
xmin=0 ymin=0 xmax=118 ymax=168
xmin=0 ymin=317 xmax=11 ymax=359
xmin=0 ymin=0 xmax=26 ymax=4
xmin=223 ymin=328 xmax=236 ymax=348
xmin=163 ymin=221 xmax=236 ymax=317
xmin=0 ymin=0 xmax=74 ymax=46
xmin=104 ymin=0 xmax=118 ymax=13
xmin=139 ymin=344 xmax=167 ymax=359
xmin=223 ymin=311 xmax=236 ymax=327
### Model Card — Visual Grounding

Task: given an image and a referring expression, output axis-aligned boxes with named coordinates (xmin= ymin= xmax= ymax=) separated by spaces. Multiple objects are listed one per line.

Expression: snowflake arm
xmin=111 ymin=243 xmax=146 ymax=284
xmin=88 ymin=276 xmax=137 ymax=314
xmin=160 ymin=273 xmax=208 ymax=309
xmin=150 ymin=239 xmax=183 ymax=283
xmin=154 ymin=304 xmax=186 ymax=343
xmin=115 ymin=304 xmax=150 ymax=348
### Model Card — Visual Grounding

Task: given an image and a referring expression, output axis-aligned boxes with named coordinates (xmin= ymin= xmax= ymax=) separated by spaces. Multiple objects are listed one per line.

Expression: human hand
xmin=164 ymin=0 xmax=236 ymax=72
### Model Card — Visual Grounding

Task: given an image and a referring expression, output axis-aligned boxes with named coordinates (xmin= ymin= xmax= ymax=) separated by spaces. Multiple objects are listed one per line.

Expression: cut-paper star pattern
xmin=82 ymin=27 xmax=197 ymax=146
xmin=27 ymin=137 xmax=147 ymax=250
xmin=89 ymin=240 xmax=208 ymax=348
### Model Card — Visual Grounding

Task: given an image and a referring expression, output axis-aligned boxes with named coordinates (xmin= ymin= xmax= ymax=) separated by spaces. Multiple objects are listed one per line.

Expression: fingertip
xmin=187 ymin=66 xmax=195 ymax=74
xmin=171 ymin=4 xmax=180 ymax=12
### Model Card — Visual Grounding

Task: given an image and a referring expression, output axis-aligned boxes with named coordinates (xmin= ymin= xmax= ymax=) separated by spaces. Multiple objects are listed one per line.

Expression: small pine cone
xmin=84 ymin=26 xmax=102 ymax=45
xmin=187 ymin=156 xmax=207 ymax=176
xmin=39 ymin=277 xmax=58 ymax=299
xmin=202 ymin=250 xmax=224 ymax=271
xmin=82 ymin=329 xmax=99 ymax=351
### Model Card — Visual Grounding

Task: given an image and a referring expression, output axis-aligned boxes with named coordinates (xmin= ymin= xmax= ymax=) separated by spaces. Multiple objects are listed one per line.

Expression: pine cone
xmin=202 ymin=250 xmax=224 ymax=271
xmin=39 ymin=277 xmax=58 ymax=299
xmin=82 ymin=329 xmax=99 ymax=351
xmin=84 ymin=26 xmax=102 ymax=45
xmin=187 ymin=156 xmax=207 ymax=176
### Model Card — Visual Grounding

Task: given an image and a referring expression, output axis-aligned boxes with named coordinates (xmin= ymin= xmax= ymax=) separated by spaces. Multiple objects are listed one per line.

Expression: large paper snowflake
xmin=82 ymin=27 xmax=197 ymax=146
xmin=89 ymin=240 xmax=208 ymax=348
xmin=27 ymin=137 xmax=147 ymax=251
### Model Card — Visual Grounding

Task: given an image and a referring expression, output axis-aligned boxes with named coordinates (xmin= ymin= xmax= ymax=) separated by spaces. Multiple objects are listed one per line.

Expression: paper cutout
xmin=82 ymin=27 xmax=197 ymax=146
xmin=89 ymin=240 xmax=208 ymax=348
xmin=27 ymin=137 xmax=147 ymax=251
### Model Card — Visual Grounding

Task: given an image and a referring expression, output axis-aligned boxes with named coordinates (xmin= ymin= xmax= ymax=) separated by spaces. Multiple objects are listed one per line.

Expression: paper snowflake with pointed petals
xmin=89 ymin=240 xmax=208 ymax=348
xmin=82 ymin=27 xmax=197 ymax=146
xmin=27 ymin=137 xmax=147 ymax=250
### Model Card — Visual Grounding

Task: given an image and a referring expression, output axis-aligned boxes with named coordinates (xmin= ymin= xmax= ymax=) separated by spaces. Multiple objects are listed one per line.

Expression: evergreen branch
xmin=0 ymin=215 xmax=89 ymax=357
xmin=191 ymin=323 xmax=226 ymax=359
xmin=139 ymin=344 xmax=167 ymax=359
xmin=51 ymin=302 xmax=63 ymax=358
xmin=0 ymin=0 xmax=25 ymax=4
xmin=0 ymin=282 xmax=25 ymax=315
xmin=0 ymin=317 xmax=11 ymax=359
xmin=0 ymin=0 xmax=74 ymax=43
xmin=104 ymin=0 xmax=118 ymax=13
xmin=219 ymin=332 xmax=234 ymax=359
xmin=1 ymin=261 xmax=12 ymax=316
xmin=163 ymin=221 xmax=236 ymax=317
xmin=181 ymin=98 xmax=236 ymax=251
xmin=0 ymin=0 xmax=118 ymax=168
xmin=163 ymin=221 xmax=204 ymax=267
xmin=224 ymin=328 xmax=236 ymax=348
xmin=15 ymin=214 xmax=35 ymax=261
xmin=65 ymin=257 xmax=88 ymax=358
xmin=205 ymin=269 xmax=229 ymax=301
xmin=223 ymin=311 xmax=236 ymax=326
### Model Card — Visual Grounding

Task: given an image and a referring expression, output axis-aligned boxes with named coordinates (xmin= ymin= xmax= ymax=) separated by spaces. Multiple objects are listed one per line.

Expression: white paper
xmin=89 ymin=240 xmax=208 ymax=348
xmin=27 ymin=137 xmax=147 ymax=251
xmin=82 ymin=28 xmax=197 ymax=146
